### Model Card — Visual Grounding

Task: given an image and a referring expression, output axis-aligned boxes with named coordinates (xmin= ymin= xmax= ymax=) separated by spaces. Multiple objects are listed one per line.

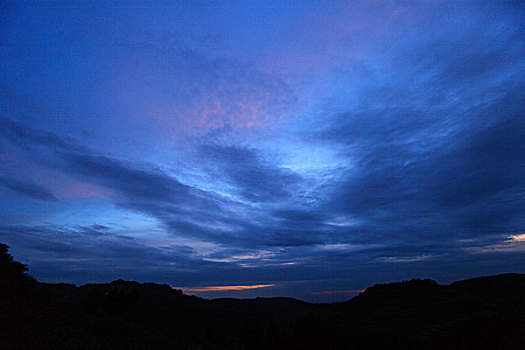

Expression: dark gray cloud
xmin=0 ymin=118 xmax=318 ymax=249
xmin=319 ymin=29 xmax=525 ymax=250
xmin=0 ymin=117 xmax=82 ymax=152
xmin=1 ymin=178 xmax=58 ymax=202
xmin=198 ymin=144 xmax=303 ymax=202
xmin=62 ymin=153 xmax=192 ymax=204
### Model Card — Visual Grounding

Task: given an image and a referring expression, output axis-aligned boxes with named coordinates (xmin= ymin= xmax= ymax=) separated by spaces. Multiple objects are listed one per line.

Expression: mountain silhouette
xmin=1 ymin=242 xmax=525 ymax=349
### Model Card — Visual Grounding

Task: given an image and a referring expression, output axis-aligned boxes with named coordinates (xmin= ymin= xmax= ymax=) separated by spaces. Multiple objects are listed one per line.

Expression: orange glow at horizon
xmin=181 ymin=284 xmax=276 ymax=292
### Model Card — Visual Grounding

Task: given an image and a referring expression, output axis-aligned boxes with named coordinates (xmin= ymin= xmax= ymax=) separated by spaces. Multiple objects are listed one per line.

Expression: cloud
xmin=509 ymin=234 xmax=525 ymax=242
xmin=315 ymin=21 xmax=525 ymax=250
xmin=1 ymin=178 xmax=58 ymax=202
xmin=0 ymin=118 xmax=321 ymax=250
xmin=62 ymin=153 xmax=192 ymax=204
xmin=0 ymin=117 xmax=81 ymax=152
xmin=0 ymin=223 xmax=203 ymax=283
xmin=100 ymin=37 xmax=297 ymax=138
xmin=197 ymin=144 xmax=303 ymax=203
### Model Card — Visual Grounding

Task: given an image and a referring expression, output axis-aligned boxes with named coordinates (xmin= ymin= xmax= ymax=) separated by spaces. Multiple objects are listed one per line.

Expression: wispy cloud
xmin=1 ymin=178 xmax=58 ymax=202
xmin=509 ymin=234 xmax=525 ymax=242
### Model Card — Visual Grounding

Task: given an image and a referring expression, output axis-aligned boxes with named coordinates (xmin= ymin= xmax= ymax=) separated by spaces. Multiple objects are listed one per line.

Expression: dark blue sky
xmin=1 ymin=0 xmax=524 ymax=302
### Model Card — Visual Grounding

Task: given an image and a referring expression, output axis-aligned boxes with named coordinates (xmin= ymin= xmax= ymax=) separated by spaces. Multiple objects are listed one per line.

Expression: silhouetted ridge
xmin=448 ymin=273 xmax=525 ymax=296
xmin=357 ymin=278 xmax=439 ymax=299
xmin=2 ymin=241 xmax=525 ymax=349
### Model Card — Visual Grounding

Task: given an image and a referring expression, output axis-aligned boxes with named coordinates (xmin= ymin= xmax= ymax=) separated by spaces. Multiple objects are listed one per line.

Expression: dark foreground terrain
xmin=2 ymin=242 xmax=525 ymax=349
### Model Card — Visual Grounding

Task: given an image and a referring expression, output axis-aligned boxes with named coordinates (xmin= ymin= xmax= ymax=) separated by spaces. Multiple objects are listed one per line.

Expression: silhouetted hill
xmin=2 ymin=242 xmax=525 ymax=349
xmin=305 ymin=275 xmax=525 ymax=349
xmin=45 ymin=279 xmax=320 ymax=348
xmin=0 ymin=243 xmax=182 ymax=349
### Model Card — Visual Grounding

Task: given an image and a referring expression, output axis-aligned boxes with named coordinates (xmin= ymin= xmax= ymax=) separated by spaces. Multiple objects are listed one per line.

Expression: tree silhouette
xmin=0 ymin=243 xmax=37 ymax=296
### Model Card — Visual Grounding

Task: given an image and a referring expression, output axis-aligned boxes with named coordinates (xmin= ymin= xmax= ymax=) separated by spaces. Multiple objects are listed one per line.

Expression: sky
xmin=1 ymin=0 xmax=524 ymax=302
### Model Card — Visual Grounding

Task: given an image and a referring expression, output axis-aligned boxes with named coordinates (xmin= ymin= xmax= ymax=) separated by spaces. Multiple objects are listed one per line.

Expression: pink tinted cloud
xmin=106 ymin=43 xmax=295 ymax=139
xmin=147 ymin=80 xmax=291 ymax=138
xmin=22 ymin=168 xmax=109 ymax=201
xmin=59 ymin=181 xmax=107 ymax=200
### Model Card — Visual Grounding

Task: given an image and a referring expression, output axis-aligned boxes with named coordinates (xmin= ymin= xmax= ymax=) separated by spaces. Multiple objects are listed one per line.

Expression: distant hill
xmin=2 ymin=242 xmax=525 ymax=349
xmin=44 ymin=279 xmax=319 ymax=348
xmin=318 ymin=275 xmax=525 ymax=349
